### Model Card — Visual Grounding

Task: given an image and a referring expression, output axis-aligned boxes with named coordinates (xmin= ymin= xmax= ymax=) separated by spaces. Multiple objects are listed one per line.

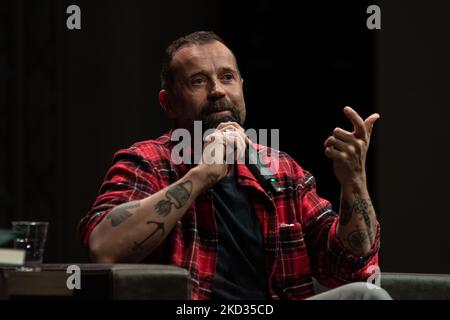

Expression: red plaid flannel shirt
xmin=78 ymin=131 xmax=380 ymax=300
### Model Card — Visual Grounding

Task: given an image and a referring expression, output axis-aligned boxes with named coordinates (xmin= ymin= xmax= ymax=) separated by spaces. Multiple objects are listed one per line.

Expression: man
xmin=78 ymin=31 xmax=391 ymax=300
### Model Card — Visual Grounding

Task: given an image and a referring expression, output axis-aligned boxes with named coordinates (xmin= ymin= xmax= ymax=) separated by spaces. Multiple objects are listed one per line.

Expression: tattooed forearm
xmin=339 ymin=200 xmax=353 ymax=226
xmin=106 ymin=200 xmax=140 ymax=227
xmin=339 ymin=193 xmax=374 ymax=245
xmin=346 ymin=229 xmax=370 ymax=253
xmin=154 ymin=180 xmax=193 ymax=216
xmin=128 ymin=180 xmax=193 ymax=257
xmin=132 ymin=220 xmax=165 ymax=253
xmin=353 ymin=194 xmax=374 ymax=245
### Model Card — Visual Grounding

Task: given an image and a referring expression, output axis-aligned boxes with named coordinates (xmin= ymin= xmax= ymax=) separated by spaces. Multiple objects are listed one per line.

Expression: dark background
xmin=1 ymin=0 xmax=449 ymax=273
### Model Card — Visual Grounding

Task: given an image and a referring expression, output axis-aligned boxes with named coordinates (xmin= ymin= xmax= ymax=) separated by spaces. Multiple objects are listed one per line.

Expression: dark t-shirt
xmin=210 ymin=169 xmax=269 ymax=300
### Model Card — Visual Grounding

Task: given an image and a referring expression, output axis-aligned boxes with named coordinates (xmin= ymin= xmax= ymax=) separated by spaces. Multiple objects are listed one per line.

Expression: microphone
xmin=245 ymin=143 xmax=282 ymax=195
xmin=221 ymin=123 xmax=281 ymax=195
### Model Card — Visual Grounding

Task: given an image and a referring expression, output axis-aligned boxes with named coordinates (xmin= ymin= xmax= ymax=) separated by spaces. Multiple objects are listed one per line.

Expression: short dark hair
xmin=160 ymin=31 xmax=236 ymax=91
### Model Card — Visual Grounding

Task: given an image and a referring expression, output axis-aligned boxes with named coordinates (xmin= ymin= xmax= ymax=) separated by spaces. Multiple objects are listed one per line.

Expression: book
xmin=0 ymin=248 xmax=25 ymax=267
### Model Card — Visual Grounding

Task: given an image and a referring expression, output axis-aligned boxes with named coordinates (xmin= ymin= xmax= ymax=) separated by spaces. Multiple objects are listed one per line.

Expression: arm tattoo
xmin=339 ymin=200 xmax=353 ymax=226
xmin=353 ymin=194 xmax=374 ymax=246
xmin=154 ymin=180 xmax=193 ymax=216
xmin=346 ymin=229 xmax=369 ymax=253
xmin=132 ymin=220 xmax=165 ymax=253
xmin=106 ymin=200 xmax=140 ymax=227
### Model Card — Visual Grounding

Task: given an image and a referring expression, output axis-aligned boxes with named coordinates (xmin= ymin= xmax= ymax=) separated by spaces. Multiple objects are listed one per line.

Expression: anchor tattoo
xmin=132 ymin=220 xmax=165 ymax=253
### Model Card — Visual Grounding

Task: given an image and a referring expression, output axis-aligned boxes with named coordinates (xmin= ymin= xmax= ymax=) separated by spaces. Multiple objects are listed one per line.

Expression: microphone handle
xmin=245 ymin=144 xmax=282 ymax=195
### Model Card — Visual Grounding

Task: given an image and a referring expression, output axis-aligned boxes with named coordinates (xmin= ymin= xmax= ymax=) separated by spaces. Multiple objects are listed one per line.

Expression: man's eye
xmin=191 ymin=78 xmax=205 ymax=86
xmin=222 ymin=73 xmax=235 ymax=81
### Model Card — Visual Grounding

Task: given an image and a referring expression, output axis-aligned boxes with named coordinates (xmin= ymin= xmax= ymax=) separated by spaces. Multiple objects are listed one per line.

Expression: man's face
xmin=166 ymin=41 xmax=246 ymax=131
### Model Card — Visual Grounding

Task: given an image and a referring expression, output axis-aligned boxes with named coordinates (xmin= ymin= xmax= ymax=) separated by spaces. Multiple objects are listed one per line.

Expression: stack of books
xmin=0 ymin=229 xmax=25 ymax=267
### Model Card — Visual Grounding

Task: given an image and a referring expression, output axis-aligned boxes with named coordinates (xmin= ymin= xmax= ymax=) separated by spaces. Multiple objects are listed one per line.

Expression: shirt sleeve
xmin=294 ymin=162 xmax=380 ymax=288
xmin=77 ymin=147 xmax=161 ymax=248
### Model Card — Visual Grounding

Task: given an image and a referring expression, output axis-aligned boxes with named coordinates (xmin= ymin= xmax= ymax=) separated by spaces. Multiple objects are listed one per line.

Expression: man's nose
xmin=208 ymin=79 xmax=226 ymax=100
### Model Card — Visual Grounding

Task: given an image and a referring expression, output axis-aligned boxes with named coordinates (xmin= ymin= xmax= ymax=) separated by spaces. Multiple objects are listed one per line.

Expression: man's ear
xmin=159 ymin=89 xmax=175 ymax=119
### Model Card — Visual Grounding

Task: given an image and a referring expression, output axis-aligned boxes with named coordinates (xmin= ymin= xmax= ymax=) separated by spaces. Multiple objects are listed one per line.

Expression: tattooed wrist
xmin=339 ymin=193 xmax=375 ymax=246
xmin=339 ymin=199 xmax=353 ymax=226
xmin=341 ymin=178 xmax=367 ymax=193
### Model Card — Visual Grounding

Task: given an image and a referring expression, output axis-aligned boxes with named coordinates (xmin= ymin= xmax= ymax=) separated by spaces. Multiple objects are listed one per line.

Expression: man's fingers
xmin=202 ymin=132 xmax=226 ymax=165
xmin=333 ymin=127 xmax=353 ymax=142
xmin=204 ymin=130 xmax=224 ymax=143
xmin=324 ymin=136 xmax=348 ymax=152
xmin=324 ymin=136 xmax=358 ymax=155
xmin=223 ymin=130 xmax=247 ymax=162
xmin=235 ymin=135 xmax=247 ymax=161
xmin=220 ymin=124 xmax=250 ymax=147
xmin=343 ymin=106 xmax=366 ymax=139
xmin=324 ymin=146 xmax=347 ymax=161
xmin=204 ymin=123 xmax=249 ymax=163
xmin=364 ymin=113 xmax=380 ymax=136
xmin=216 ymin=121 xmax=244 ymax=132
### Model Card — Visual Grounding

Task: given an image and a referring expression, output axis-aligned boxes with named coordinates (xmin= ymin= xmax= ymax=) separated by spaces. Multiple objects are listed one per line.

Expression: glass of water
xmin=12 ymin=221 xmax=49 ymax=272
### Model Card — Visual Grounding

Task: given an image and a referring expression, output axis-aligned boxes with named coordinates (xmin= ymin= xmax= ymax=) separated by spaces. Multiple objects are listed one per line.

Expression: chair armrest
xmin=380 ymin=272 xmax=450 ymax=300
xmin=109 ymin=264 xmax=191 ymax=299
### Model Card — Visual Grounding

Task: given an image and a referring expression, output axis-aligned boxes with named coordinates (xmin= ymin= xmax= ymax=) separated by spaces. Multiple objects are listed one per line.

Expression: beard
xmin=198 ymin=98 xmax=244 ymax=131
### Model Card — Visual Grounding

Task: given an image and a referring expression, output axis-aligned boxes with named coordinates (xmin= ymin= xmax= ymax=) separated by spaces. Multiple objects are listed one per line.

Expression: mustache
xmin=199 ymin=99 xmax=237 ymax=117
xmin=198 ymin=98 xmax=242 ymax=130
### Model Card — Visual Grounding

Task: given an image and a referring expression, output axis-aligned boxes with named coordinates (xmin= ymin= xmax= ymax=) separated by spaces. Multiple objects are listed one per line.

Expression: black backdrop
xmin=0 ymin=0 xmax=377 ymax=263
